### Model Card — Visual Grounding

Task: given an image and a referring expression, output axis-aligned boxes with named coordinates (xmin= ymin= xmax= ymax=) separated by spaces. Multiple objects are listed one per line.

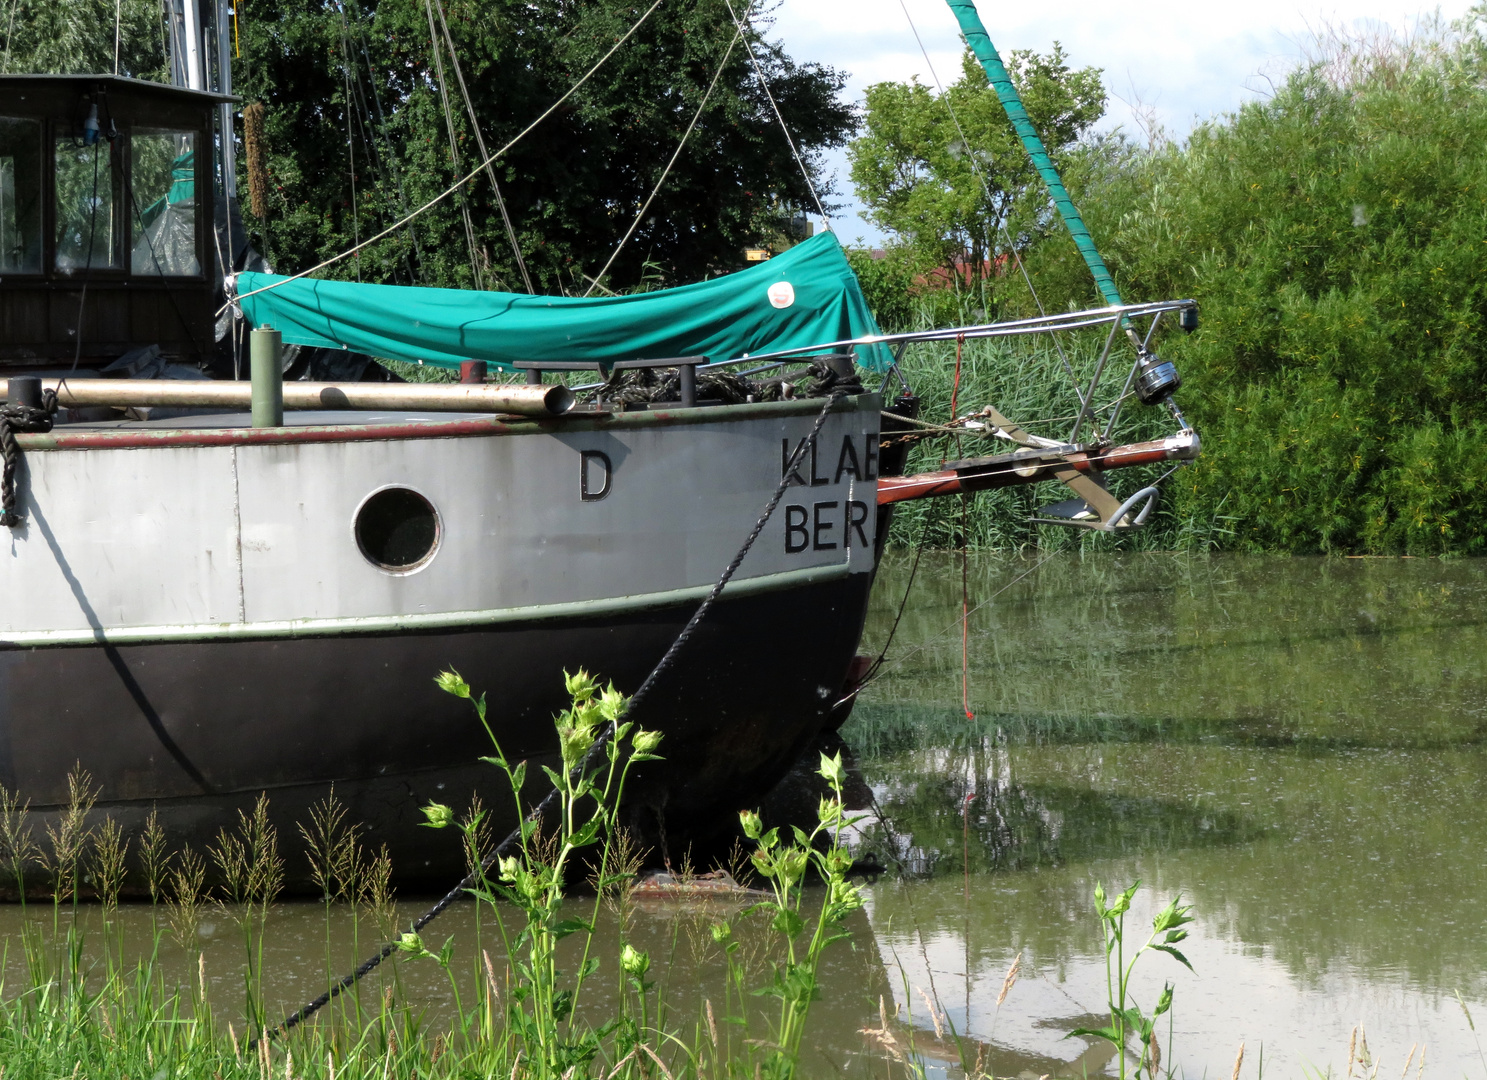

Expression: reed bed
xmin=0 ymin=670 xmax=879 ymax=1080
xmin=879 ymin=315 xmax=1234 ymax=553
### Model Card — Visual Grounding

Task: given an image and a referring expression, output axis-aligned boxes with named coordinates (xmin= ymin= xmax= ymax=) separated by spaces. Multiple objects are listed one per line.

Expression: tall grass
xmin=0 ymin=671 xmax=869 ymax=1080
xmin=880 ymin=303 xmax=1234 ymax=552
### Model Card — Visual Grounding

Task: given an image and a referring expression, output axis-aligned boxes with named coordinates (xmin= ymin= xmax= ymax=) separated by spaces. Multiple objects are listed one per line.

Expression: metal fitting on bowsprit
xmin=1135 ymin=352 xmax=1182 ymax=406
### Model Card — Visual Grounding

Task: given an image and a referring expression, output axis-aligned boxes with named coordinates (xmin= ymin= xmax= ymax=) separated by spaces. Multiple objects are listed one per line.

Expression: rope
xmin=225 ymin=0 xmax=666 ymax=313
xmin=950 ymin=333 xmax=974 ymax=721
xmin=340 ymin=17 xmax=363 ymax=282
xmin=721 ymin=0 xmax=829 ymax=225
xmin=1 ymin=395 xmax=57 ymax=529
xmin=895 ymin=1 xmax=1089 ymax=414
xmin=351 ymin=19 xmax=427 ymax=283
xmin=847 ymin=494 xmax=944 ymax=700
xmin=945 ymin=1 xmax=1122 ymax=308
xmin=425 ymin=0 xmax=483 ymax=290
xmin=432 ymin=0 xmax=535 ymax=294
xmin=255 ymin=391 xmax=846 ymax=1047
xmin=582 ymin=29 xmax=741 ymax=296
xmin=851 ymin=547 xmax=1061 ymax=699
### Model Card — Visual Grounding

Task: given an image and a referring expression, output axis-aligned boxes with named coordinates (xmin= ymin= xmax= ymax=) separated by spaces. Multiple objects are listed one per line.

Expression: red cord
xmin=953 ymin=333 xmax=973 ymax=720
xmin=961 ymin=535 xmax=974 ymax=721
xmin=950 ymin=331 xmax=966 ymax=419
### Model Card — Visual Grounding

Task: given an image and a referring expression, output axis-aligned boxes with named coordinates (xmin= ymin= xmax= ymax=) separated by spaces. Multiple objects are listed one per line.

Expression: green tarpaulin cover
xmin=234 ymin=232 xmax=891 ymax=373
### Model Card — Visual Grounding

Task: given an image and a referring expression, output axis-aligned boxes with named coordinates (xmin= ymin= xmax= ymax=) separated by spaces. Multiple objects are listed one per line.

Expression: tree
xmin=234 ymin=0 xmax=856 ymax=293
xmin=0 ymin=0 xmax=165 ymax=80
xmin=848 ymin=45 xmax=1104 ymax=312
xmin=1016 ymin=10 xmax=1487 ymax=553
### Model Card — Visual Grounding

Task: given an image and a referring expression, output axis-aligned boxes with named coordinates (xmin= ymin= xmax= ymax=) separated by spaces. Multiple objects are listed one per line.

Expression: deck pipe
xmin=26 ymin=377 xmax=577 ymax=417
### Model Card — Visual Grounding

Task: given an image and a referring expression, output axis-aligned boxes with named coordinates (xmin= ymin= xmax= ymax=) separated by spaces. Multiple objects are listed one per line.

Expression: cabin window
xmin=54 ymin=136 xmax=118 ymax=271
xmin=130 ymin=129 xmax=199 ymax=277
xmin=0 ymin=118 xmax=42 ymax=273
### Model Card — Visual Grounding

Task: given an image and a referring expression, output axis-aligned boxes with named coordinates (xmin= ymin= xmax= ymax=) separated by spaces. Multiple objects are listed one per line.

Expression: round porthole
xmin=355 ymin=487 xmax=440 ymax=572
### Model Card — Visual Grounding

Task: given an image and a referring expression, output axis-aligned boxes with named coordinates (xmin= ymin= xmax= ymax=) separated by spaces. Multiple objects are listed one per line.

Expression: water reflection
xmin=2 ymin=553 xmax=1479 ymax=1080
xmin=850 ymin=552 xmax=1487 ymax=1080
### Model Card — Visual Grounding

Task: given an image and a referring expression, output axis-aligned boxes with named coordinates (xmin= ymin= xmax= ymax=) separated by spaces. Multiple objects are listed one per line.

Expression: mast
xmin=216 ymin=0 xmax=237 ymax=198
xmin=176 ymin=0 xmax=206 ymax=90
xmin=942 ymin=0 xmax=1123 ymax=309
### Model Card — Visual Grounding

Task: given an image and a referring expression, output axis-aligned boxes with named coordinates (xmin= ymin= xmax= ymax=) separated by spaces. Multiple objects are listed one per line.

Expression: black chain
xmin=258 ymin=391 xmax=847 ymax=1045
xmin=0 ymin=393 xmax=57 ymax=529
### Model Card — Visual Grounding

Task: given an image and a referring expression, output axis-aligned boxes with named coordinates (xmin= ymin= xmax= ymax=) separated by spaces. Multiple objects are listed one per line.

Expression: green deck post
xmin=250 ymin=325 xmax=284 ymax=427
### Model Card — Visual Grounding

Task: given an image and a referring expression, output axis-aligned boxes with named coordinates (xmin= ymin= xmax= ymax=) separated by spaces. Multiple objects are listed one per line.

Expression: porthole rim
xmin=352 ymin=483 xmax=443 ymax=577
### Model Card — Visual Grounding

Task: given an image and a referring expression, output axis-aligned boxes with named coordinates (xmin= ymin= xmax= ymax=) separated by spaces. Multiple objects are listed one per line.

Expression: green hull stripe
xmin=0 ymin=563 xmax=853 ymax=649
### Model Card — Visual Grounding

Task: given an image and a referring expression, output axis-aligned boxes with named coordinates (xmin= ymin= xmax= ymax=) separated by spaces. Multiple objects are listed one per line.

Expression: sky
xmin=765 ymin=0 xmax=1475 ymax=244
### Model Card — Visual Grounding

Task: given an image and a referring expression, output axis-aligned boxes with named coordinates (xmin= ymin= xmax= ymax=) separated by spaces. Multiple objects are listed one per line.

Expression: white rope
xmin=225 ymin=0 xmax=666 ymax=312
xmin=582 ymin=29 xmax=741 ymax=297
xmin=722 ymin=0 xmax=829 ymax=226
xmin=432 ymin=0 xmax=534 ymax=293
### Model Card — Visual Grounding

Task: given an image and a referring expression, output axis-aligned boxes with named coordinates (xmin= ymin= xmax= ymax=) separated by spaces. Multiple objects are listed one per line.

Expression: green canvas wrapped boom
xmin=944 ymin=0 xmax=1124 ymax=309
xmin=234 ymin=232 xmax=892 ymax=373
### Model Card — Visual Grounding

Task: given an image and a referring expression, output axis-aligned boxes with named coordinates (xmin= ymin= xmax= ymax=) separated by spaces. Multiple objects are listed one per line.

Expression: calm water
xmin=851 ymin=552 xmax=1487 ymax=1080
xmin=5 ymin=553 xmax=1484 ymax=1079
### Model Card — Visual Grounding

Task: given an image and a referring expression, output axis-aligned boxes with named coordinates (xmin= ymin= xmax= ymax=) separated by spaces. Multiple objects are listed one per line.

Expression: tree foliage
xmin=1 ymin=0 xmax=854 ymax=293
xmin=866 ymin=11 xmax=1487 ymax=555
xmin=0 ymin=0 xmax=165 ymax=80
xmin=1092 ymin=12 xmax=1487 ymax=554
xmin=848 ymin=45 xmax=1104 ymax=309
xmin=234 ymin=0 xmax=855 ymax=292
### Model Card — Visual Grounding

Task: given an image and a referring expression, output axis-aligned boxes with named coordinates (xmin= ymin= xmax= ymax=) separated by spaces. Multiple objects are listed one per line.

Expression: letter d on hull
xmin=580 ymin=450 xmax=612 ymax=501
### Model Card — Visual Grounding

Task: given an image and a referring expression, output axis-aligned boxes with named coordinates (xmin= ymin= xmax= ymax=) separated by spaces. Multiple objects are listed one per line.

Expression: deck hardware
xmin=1031 ymin=485 xmax=1160 ymax=532
xmin=1135 ymin=354 xmax=1181 ymax=406
xmin=250 ymin=325 xmax=283 ymax=427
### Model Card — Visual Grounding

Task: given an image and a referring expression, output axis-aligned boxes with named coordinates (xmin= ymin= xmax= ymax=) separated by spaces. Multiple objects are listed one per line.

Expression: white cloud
xmin=760 ymin=0 xmax=1471 ymax=243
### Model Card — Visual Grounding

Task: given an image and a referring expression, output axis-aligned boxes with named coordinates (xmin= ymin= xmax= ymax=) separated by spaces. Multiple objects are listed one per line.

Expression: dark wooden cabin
xmin=0 ymin=75 xmax=228 ymax=371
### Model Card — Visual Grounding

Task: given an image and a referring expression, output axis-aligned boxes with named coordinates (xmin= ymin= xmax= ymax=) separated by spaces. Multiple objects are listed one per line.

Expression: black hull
xmin=0 ymin=571 xmax=874 ymax=890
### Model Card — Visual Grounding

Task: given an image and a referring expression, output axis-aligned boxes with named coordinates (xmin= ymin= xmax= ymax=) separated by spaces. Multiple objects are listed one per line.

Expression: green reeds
xmin=0 ymin=671 xmax=871 ymax=1080
xmin=883 ymin=324 xmax=1233 ymax=553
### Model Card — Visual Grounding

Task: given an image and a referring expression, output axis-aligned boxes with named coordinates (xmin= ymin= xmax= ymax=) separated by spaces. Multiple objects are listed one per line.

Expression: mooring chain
xmin=259 ymin=390 xmax=847 ymax=1046
xmin=0 ymin=394 xmax=57 ymax=529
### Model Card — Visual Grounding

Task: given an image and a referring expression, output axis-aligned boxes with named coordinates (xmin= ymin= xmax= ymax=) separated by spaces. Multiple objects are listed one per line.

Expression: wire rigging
xmin=425 ymin=0 xmax=484 ymax=289
xmin=226 ymin=0 xmax=667 ymax=310
xmin=721 ymin=0 xmax=829 ymax=226
xmin=895 ymin=0 xmax=1097 ymax=435
xmin=350 ymin=15 xmax=426 ymax=284
xmin=339 ymin=13 xmax=363 ymax=281
xmin=432 ymin=0 xmax=535 ymax=294
xmin=337 ymin=18 xmax=405 ymax=282
xmin=583 ymin=29 xmax=741 ymax=297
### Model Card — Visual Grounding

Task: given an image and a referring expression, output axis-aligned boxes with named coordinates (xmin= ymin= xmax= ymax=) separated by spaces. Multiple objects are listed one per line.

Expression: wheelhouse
xmin=0 ymin=74 xmax=229 ymax=370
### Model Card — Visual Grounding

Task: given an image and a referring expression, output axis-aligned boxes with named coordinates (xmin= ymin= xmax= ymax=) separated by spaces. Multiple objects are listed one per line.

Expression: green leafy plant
xmin=424 ymin=666 xmax=663 ymax=1077
xmin=711 ymin=751 xmax=866 ymax=1080
xmin=1069 ymin=880 xmax=1194 ymax=1080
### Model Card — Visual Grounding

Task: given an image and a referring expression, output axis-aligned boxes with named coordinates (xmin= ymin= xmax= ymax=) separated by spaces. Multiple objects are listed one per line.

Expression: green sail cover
xmin=235 ymin=232 xmax=892 ymax=373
